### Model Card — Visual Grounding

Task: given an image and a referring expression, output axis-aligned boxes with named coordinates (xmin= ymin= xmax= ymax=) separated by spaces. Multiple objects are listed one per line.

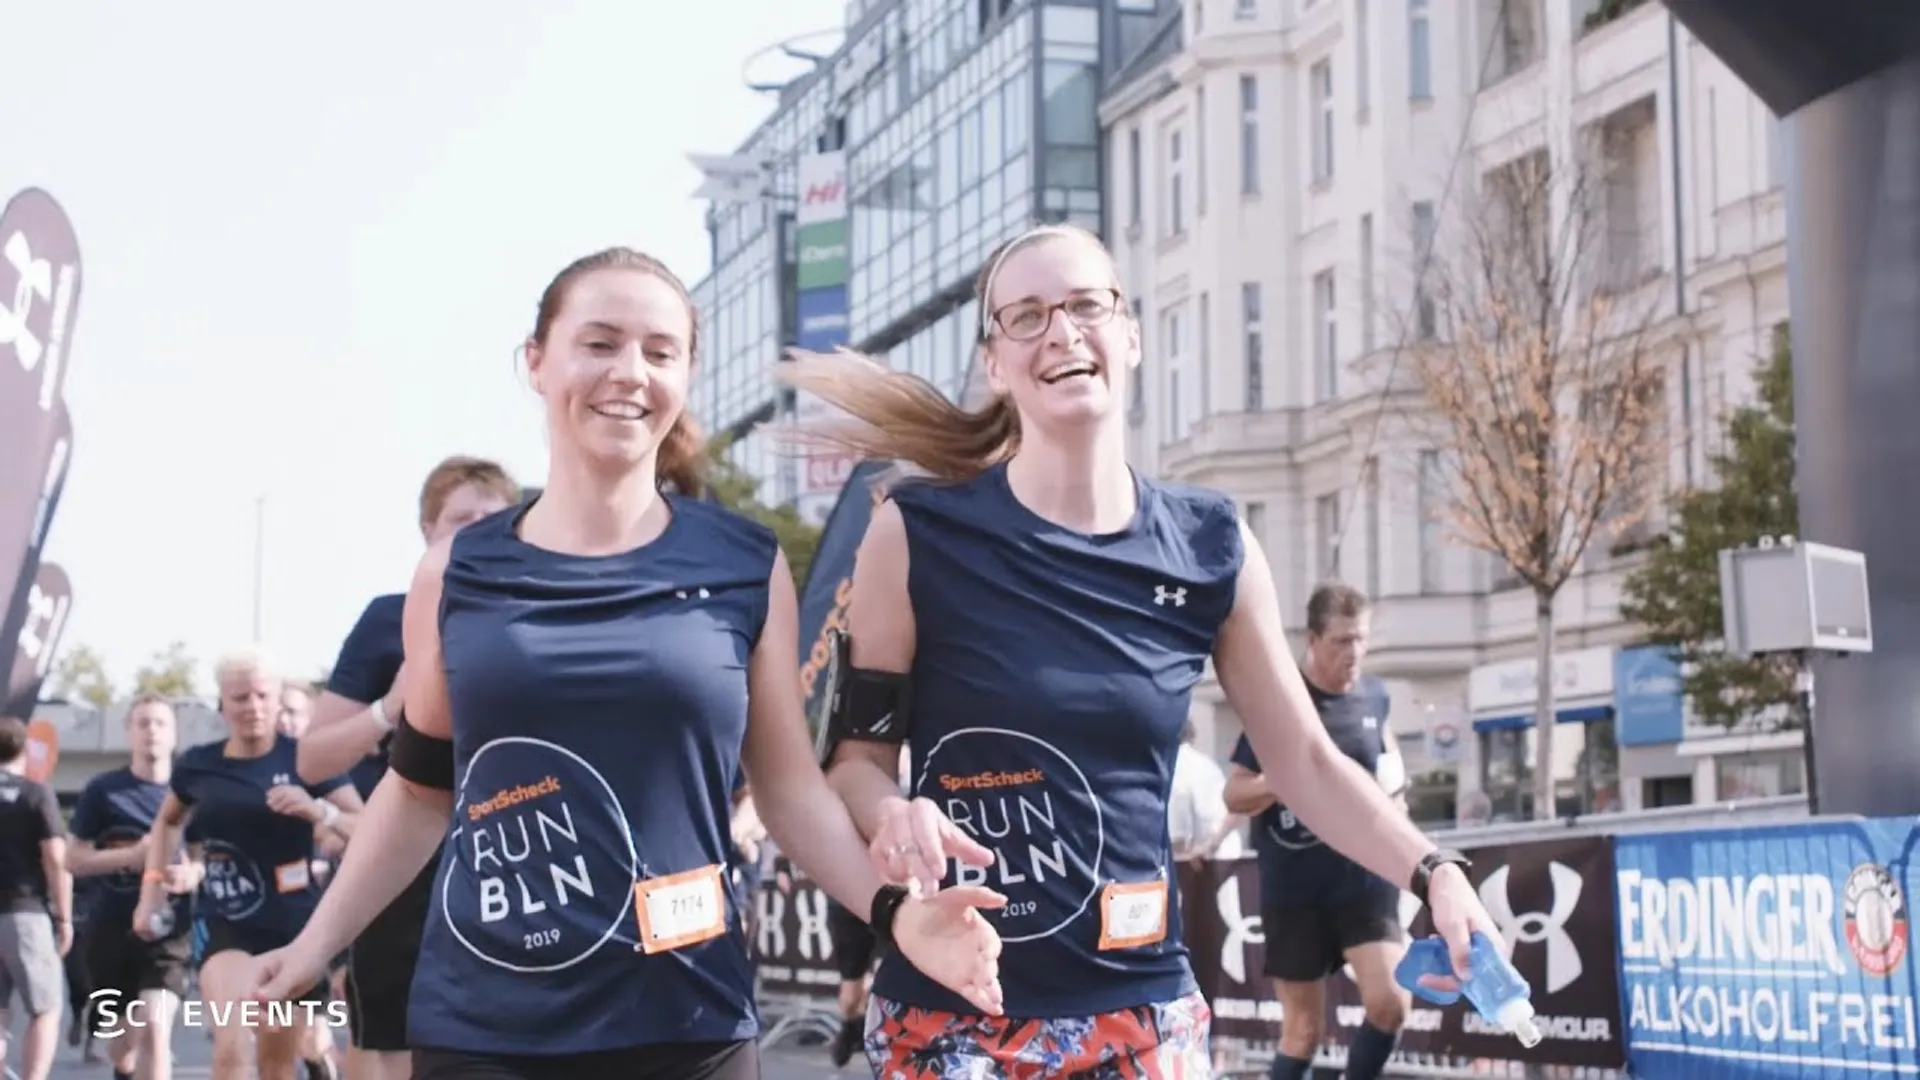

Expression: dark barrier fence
xmin=752 ymin=814 xmax=1920 ymax=1078
xmin=1181 ymin=836 xmax=1626 ymax=1076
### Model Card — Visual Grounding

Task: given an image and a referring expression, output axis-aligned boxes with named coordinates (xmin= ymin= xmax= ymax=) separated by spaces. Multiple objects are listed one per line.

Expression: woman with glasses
xmin=783 ymin=223 xmax=1504 ymax=1078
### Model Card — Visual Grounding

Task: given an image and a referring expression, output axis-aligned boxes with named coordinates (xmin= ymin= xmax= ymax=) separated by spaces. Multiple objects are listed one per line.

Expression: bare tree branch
xmin=1397 ymin=148 xmax=1671 ymax=595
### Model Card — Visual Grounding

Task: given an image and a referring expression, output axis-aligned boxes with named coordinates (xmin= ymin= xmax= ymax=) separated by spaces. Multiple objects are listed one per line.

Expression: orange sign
xmin=24 ymin=718 xmax=58 ymax=784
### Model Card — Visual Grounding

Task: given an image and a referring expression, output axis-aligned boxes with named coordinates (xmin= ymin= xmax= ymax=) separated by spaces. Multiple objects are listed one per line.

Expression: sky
xmin=3 ymin=0 xmax=847 ymax=692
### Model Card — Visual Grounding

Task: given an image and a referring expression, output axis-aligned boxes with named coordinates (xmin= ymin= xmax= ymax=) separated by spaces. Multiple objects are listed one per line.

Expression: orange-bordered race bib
xmin=632 ymin=864 xmax=727 ymax=955
xmin=273 ymin=860 xmax=311 ymax=894
xmin=1098 ymin=878 xmax=1170 ymax=951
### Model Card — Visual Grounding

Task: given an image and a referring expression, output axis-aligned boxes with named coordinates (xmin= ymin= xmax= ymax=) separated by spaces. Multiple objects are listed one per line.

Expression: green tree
xmin=1619 ymin=323 xmax=1801 ymax=728
xmin=49 ymin=644 xmax=116 ymax=709
xmin=132 ymin=641 xmax=200 ymax=700
xmin=704 ymin=438 xmax=824 ymax=588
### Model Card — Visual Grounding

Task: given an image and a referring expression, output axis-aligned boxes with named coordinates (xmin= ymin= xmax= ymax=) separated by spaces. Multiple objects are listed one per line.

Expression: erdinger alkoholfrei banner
xmin=0 ymin=189 xmax=82 ymax=674
xmin=5 ymin=561 xmax=71 ymax=719
xmin=798 ymin=459 xmax=894 ymax=760
xmin=1615 ymin=817 xmax=1920 ymax=1079
xmin=3 ymin=405 xmax=70 ymax=714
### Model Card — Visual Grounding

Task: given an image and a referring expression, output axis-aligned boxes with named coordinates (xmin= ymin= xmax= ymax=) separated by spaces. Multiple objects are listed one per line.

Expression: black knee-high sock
xmin=1267 ymin=1052 xmax=1313 ymax=1080
xmin=1343 ymin=1022 xmax=1400 ymax=1080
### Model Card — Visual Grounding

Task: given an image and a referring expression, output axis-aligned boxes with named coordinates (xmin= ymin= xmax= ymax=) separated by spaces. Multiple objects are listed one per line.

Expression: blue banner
xmin=1615 ymin=645 xmax=1686 ymax=745
xmin=1616 ymin=817 xmax=1920 ymax=1078
xmin=795 ymin=285 xmax=849 ymax=353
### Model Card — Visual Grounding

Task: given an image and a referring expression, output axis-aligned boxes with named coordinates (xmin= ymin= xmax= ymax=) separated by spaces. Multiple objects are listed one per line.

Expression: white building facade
xmin=1100 ymin=0 xmax=1793 ymax=825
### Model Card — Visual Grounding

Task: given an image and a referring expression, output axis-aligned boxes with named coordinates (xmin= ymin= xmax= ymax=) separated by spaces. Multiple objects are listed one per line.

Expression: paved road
xmin=26 ymin=1012 xmax=865 ymax=1079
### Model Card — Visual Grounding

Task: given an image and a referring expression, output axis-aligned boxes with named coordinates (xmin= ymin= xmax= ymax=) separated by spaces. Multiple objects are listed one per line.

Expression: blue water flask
xmin=1395 ymin=930 xmax=1542 ymax=1048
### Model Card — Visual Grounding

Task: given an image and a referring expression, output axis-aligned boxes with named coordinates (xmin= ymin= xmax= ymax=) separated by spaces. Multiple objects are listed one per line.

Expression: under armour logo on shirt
xmin=673 ymin=587 xmax=711 ymax=600
xmin=271 ymin=773 xmax=292 ymax=787
xmin=1153 ymin=585 xmax=1187 ymax=607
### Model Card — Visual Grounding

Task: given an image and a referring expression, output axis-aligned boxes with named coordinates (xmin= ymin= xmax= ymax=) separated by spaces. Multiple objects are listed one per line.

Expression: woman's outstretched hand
xmin=892 ymin=884 xmax=1008 ymax=1016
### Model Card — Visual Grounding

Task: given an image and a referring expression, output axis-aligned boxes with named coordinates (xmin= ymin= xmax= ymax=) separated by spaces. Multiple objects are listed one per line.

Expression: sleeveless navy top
xmin=871 ymin=463 xmax=1244 ymax=1018
xmin=1232 ymin=675 xmax=1396 ymax=907
xmin=407 ymin=497 xmax=777 ymax=1055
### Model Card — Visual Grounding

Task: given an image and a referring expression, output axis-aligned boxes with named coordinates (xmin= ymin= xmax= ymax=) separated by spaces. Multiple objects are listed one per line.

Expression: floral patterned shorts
xmin=863 ymin=991 xmax=1213 ymax=1079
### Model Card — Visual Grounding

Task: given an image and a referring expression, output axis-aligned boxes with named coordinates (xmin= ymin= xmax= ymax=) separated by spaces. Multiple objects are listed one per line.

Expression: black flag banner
xmin=6 ymin=561 xmax=72 ymax=718
xmin=0 ymin=189 xmax=82 ymax=679
xmin=4 ymin=406 xmax=70 ymax=716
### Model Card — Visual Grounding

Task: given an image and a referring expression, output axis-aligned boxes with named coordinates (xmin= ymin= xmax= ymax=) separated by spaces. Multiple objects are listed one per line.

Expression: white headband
xmin=978 ymin=224 xmax=1078 ymax=341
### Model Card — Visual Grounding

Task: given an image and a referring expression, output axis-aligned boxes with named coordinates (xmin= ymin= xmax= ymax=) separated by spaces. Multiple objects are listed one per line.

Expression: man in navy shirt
xmin=297 ymin=455 xmax=518 ymax=1080
xmin=68 ymin=694 xmax=196 ymax=1080
xmin=1225 ymin=583 xmax=1412 ymax=1080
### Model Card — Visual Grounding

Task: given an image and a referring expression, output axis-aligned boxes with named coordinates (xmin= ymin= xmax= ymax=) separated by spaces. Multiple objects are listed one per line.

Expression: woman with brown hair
xmin=246 ymin=247 xmax=1005 ymax=1080
xmin=786 ymin=223 xmax=1506 ymax=1078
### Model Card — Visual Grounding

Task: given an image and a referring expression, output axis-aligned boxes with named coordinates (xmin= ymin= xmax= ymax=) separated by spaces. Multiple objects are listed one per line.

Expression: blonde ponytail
xmin=776 ymin=350 xmax=1018 ymax=482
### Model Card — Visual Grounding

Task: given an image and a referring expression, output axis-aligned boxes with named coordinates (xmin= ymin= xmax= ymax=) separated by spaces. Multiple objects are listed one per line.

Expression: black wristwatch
xmin=1410 ymin=849 xmax=1472 ymax=908
xmin=870 ymin=884 xmax=910 ymax=951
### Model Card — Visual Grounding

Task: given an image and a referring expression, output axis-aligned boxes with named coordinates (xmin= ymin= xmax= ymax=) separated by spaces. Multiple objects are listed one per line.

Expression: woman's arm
xmin=282 ymin=542 xmax=458 ymax=961
xmin=824 ymin=503 xmax=913 ymax=837
xmin=743 ymin=547 xmax=903 ymax=918
xmin=1213 ymin=521 xmax=1439 ymax=890
xmin=315 ymin=786 xmax=365 ymax=840
xmin=822 ymin=503 xmax=989 ymax=893
xmin=296 ymin=687 xmax=401 ymax=786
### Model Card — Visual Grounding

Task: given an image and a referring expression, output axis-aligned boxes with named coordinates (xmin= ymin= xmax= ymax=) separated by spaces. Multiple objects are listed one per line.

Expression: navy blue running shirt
xmin=870 ymin=462 xmax=1243 ymax=1018
xmin=171 ymin=736 xmax=351 ymax=937
xmin=325 ymin=593 xmax=406 ymax=798
xmin=407 ymin=496 xmax=776 ymax=1055
xmin=1231 ymin=675 xmax=1397 ymax=909
xmin=71 ymin=768 xmax=189 ymax=931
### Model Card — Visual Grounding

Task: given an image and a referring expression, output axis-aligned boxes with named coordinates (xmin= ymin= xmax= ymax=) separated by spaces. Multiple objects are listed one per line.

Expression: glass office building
xmin=693 ymin=0 xmax=1136 ymax=503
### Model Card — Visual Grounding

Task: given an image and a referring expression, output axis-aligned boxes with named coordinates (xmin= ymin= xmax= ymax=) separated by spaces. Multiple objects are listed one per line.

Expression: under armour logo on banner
xmin=0 ymin=231 xmax=53 ymax=372
xmin=1216 ymin=876 xmax=1264 ymax=984
xmin=1480 ymin=860 xmax=1585 ymax=994
xmin=756 ymin=888 xmax=786 ymax=958
xmin=793 ymin=888 xmax=835 ymax=962
xmin=1154 ymin=585 xmax=1187 ymax=607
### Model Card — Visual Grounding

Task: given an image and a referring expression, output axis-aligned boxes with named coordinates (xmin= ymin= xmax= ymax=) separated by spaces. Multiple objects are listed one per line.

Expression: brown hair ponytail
xmin=777 ymin=350 xmax=1018 ymax=482
xmin=657 ymin=412 xmax=708 ymax=496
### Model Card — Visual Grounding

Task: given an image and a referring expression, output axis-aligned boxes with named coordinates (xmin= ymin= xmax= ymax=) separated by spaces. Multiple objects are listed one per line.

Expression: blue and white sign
xmin=794 ymin=285 xmax=849 ymax=353
xmin=1616 ymin=818 xmax=1919 ymax=1078
xmin=1614 ymin=645 xmax=1686 ymax=746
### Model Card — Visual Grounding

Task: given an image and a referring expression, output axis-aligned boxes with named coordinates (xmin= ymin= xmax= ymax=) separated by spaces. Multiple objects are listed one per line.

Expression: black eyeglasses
xmin=986 ymin=288 xmax=1125 ymax=342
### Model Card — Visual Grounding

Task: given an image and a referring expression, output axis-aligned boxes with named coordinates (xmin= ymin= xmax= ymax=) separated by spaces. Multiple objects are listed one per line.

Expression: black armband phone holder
xmin=823 ymin=629 xmax=912 ymax=747
xmin=388 ymin=716 xmax=456 ymax=792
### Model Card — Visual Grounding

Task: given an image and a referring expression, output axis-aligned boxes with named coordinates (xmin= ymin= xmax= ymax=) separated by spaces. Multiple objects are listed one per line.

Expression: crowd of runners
xmin=0 ymin=226 xmax=1505 ymax=1080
